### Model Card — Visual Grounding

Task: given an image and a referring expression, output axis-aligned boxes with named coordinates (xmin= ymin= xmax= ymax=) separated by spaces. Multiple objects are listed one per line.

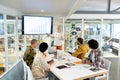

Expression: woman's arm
xmin=47 ymin=34 xmax=54 ymax=38
xmin=82 ymin=51 xmax=92 ymax=65
xmin=72 ymin=48 xmax=82 ymax=57
xmin=47 ymin=59 xmax=54 ymax=65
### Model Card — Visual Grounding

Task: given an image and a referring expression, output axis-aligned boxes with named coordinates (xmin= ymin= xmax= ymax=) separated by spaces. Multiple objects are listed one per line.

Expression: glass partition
xmin=64 ymin=18 xmax=120 ymax=57
xmin=18 ymin=18 xmax=25 ymax=57
xmin=6 ymin=15 xmax=16 ymax=68
xmin=7 ymin=15 xmax=15 ymax=34
xmin=102 ymin=19 xmax=120 ymax=56
xmin=0 ymin=14 xmax=5 ymax=75
xmin=64 ymin=19 xmax=82 ymax=52
xmin=84 ymin=19 xmax=101 ymax=43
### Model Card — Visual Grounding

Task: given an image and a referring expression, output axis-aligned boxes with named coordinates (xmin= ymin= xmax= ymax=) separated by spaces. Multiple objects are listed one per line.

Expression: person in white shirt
xmin=48 ymin=26 xmax=64 ymax=50
xmin=32 ymin=42 xmax=54 ymax=80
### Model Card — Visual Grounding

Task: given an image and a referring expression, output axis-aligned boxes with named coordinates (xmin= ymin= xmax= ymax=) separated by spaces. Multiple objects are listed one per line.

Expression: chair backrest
xmin=0 ymin=59 xmax=25 ymax=80
xmin=24 ymin=62 xmax=34 ymax=80
xmin=94 ymin=59 xmax=111 ymax=80
xmin=104 ymin=59 xmax=111 ymax=70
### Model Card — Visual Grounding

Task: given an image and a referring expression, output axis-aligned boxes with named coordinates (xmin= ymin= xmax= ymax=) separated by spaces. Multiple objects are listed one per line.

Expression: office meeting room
xmin=0 ymin=0 xmax=120 ymax=80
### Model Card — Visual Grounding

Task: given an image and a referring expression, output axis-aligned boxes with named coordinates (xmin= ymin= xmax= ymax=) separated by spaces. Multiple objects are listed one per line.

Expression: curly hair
xmin=88 ymin=39 xmax=99 ymax=49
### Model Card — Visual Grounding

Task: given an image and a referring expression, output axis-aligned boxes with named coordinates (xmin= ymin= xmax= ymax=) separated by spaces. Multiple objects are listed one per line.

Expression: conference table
xmin=50 ymin=52 xmax=108 ymax=80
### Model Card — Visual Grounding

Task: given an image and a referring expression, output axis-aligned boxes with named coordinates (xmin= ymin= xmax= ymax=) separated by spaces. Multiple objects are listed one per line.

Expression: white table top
xmin=50 ymin=53 xmax=108 ymax=80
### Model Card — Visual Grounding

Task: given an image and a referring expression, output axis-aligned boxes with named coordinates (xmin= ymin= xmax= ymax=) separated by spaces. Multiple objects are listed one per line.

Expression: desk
xmin=50 ymin=53 xmax=108 ymax=80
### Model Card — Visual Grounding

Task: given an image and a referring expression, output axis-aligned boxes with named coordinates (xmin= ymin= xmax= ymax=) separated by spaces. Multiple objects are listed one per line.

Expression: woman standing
xmin=48 ymin=26 xmax=64 ymax=50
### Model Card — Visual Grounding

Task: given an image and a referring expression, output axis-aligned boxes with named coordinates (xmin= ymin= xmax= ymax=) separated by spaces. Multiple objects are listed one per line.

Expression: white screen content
xmin=24 ymin=16 xmax=52 ymax=34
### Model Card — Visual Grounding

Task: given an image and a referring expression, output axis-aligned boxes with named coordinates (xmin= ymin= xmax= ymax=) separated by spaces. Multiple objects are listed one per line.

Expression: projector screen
xmin=22 ymin=16 xmax=53 ymax=34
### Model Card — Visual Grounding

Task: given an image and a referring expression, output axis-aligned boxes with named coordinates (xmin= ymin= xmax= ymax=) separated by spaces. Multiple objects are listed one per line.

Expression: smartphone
xmin=56 ymin=65 xmax=67 ymax=69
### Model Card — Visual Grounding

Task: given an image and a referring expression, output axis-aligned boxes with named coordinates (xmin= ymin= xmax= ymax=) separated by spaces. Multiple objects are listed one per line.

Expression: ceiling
xmin=75 ymin=0 xmax=120 ymax=14
xmin=0 ymin=0 xmax=85 ymax=17
xmin=65 ymin=19 xmax=120 ymax=24
xmin=0 ymin=0 xmax=120 ymax=17
xmin=78 ymin=0 xmax=108 ymax=11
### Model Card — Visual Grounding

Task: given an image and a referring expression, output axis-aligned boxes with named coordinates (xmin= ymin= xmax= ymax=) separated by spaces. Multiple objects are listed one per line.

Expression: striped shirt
xmin=88 ymin=48 xmax=105 ymax=68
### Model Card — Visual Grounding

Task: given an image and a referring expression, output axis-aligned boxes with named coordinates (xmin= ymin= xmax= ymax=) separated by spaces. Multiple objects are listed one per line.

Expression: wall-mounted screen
xmin=22 ymin=16 xmax=53 ymax=35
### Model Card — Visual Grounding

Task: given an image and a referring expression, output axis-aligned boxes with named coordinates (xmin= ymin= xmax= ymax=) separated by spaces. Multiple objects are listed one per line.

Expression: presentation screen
xmin=22 ymin=16 xmax=53 ymax=35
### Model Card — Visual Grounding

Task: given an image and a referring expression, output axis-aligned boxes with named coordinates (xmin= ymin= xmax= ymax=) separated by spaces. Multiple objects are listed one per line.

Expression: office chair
xmin=95 ymin=59 xmax=111 ymax=80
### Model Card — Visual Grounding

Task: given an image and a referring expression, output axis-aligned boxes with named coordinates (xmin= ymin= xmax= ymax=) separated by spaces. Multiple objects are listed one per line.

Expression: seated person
xmin=83 ymin=39 xmax=105 ymax=68
xmin=32 ymin=42 xmax=54 ymax=80
xmin=23 ymin=39 xmax=37 ymax=69
xmin=71 ymin=38 xmax=89 ymax=60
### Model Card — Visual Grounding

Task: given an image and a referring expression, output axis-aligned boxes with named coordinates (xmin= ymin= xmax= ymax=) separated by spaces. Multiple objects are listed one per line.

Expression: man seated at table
xmin=70 ymin=38 xmax=89 ymax=60
xmin=32 ymin=42 xmax=55 ymax=80
xmin=83 ymin=39 xmax=105 ymax=68
xmin=23 ymin=39 xmax=38 ymax=69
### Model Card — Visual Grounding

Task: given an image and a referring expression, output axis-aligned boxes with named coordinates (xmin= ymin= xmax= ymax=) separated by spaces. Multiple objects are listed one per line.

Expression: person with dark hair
xmin=71 ymin=38 xmax=89 ymax=59
xmin=83 ymin=39 xmax=105 ymax=68
xmin=39 ymin=42 xmax=48 ymax=53
xmin=23 ymin=39 xmax=38 ymax=69
xmin=88 ymin=39 xmax=99 ymax=49
xmin=32 ymin=42 xmax=55 ymax=80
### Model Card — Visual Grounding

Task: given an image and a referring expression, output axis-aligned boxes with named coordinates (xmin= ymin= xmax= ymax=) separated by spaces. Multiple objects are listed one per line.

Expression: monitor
xmin=22 ymin=16 xmax=53 ymax=35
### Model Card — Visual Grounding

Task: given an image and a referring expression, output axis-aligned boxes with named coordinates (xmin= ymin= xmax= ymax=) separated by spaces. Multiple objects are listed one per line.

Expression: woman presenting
xmin=48 ymin=26 xmax=64 ymax=50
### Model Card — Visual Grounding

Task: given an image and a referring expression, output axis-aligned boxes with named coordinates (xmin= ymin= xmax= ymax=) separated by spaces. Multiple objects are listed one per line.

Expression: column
xmin=24 ymin=35 xmax=27 ymax=51
xmin=81 ymin=18 xmax=84 ymax=39
xmin=100 ymin=19 xmax=103 ymax=50
xmin=15 ymin=17 xmax=19 ymax=61
xmin=62 ymin=18 xmax=65 ymax=51
xmin=118 ymin=33 xmax=120 ymax=56
xmin=4 ymin=14 xmax=8 ymax=71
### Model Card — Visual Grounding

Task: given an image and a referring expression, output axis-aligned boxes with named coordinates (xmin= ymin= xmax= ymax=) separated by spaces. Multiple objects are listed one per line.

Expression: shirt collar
xmin=91 ymin=48 xmax=100 ymax=53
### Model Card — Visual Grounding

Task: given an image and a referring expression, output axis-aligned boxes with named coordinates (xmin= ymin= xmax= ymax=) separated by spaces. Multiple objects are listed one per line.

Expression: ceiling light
xmin=40 ymin=10 xmax=45 ymax=12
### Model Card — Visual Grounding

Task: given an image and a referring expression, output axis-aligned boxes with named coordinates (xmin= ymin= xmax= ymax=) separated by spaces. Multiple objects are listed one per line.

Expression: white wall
xmin=68 ymin=14 xmax=120 ymax=19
